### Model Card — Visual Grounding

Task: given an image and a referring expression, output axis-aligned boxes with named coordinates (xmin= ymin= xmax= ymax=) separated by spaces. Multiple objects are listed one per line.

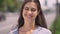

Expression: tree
xmin=0 ymin=0 xmax=5 ymax=12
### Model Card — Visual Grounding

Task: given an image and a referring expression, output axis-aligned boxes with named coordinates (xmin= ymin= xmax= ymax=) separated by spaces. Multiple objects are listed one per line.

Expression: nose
xmin=28 ymin=10 xmax=32 ymax=14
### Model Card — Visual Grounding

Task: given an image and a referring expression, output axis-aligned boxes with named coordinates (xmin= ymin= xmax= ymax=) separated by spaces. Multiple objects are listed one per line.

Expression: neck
xmin=19 ymin=20 xmax=36 ymax=31
xmin=25 ymin=21 xmax=35 ymax=29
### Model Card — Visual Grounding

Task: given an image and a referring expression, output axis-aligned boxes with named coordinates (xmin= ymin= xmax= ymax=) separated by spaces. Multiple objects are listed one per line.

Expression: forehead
xmin=24 ymin=2 xmax=37 ymax=8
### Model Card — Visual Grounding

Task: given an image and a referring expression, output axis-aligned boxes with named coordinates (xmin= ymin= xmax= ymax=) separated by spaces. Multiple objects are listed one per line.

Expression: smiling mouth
xmin=24 ymin=13 xmax=34 ymax=19
xmin=25 ymin=14 xmax=33 ymax=18
xmin=27 ymin=15 xmax=33 ymax=18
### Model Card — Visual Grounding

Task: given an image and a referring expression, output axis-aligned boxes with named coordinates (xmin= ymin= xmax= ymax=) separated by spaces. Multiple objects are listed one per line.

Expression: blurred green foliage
xmin=6 ymin=0 xmax=18 ymax=12
xmin=50 ymin=14 xmax=60 ymax=34
xmin=0 ymin=0 xmax=4 ymax=8
xmin=0 ymin=0 xmax=4 ymax=12
xmin=55 ymin=15 xmax=60 ymax=34
xmin=0 ymin=0 xmax=23 ymax=12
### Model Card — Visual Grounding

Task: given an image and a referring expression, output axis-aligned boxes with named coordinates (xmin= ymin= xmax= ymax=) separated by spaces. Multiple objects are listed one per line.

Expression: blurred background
xmin=0 ymin=0 xmax=60 ymax=34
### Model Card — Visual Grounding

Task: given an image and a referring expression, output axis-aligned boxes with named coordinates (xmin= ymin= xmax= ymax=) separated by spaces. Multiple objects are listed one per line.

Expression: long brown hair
xmin=18 ymin=0 xmax=47 ymax=29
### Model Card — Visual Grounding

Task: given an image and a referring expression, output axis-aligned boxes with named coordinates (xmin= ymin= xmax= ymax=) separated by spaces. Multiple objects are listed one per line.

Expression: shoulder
xmin=8 ymin=27 xmax=18 ymax=34
xmin=36 ymin=27 xmax=52 ymax=34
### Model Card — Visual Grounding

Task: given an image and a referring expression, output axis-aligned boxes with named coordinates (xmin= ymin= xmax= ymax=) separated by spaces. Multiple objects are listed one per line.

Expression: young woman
xmin=8 ymin=0 xmax=52 ymax=34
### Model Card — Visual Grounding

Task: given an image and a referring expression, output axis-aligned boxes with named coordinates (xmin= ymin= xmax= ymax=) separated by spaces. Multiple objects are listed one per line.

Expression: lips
xmin=25 ymin=14 xmax=33 ymax=18
xmin=27 ymin=15 xmax=33 ymax=18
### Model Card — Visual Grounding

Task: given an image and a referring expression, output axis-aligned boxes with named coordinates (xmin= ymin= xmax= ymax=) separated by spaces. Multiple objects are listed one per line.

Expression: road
xmin=0 ymin=12 xmax=56 ymax=34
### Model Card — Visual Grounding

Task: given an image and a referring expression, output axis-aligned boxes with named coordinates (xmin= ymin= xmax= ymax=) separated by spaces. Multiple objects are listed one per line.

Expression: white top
xmin=8 ymin=26 xmax=52 ymax=34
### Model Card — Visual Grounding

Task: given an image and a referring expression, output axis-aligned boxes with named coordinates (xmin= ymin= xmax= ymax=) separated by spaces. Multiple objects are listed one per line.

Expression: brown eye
xmin=31 ymin=8 xmax=36 ymax=12
xmin=25 ymin=7 xmax=29 ymax=10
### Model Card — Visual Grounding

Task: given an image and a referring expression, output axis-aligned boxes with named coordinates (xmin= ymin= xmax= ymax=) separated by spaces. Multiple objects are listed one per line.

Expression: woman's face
xmin=22 ymin=2 xmax=38 ymax=21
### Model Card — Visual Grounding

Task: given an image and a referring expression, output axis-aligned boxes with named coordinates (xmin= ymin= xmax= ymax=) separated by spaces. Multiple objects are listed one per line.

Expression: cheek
xmin=33 ymin=12 xmax=38 ymax=18
xmin=22 ymin=10 xmax=27 ymax=17
xmin=22 ymin=10 xmax=25 ymax=17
